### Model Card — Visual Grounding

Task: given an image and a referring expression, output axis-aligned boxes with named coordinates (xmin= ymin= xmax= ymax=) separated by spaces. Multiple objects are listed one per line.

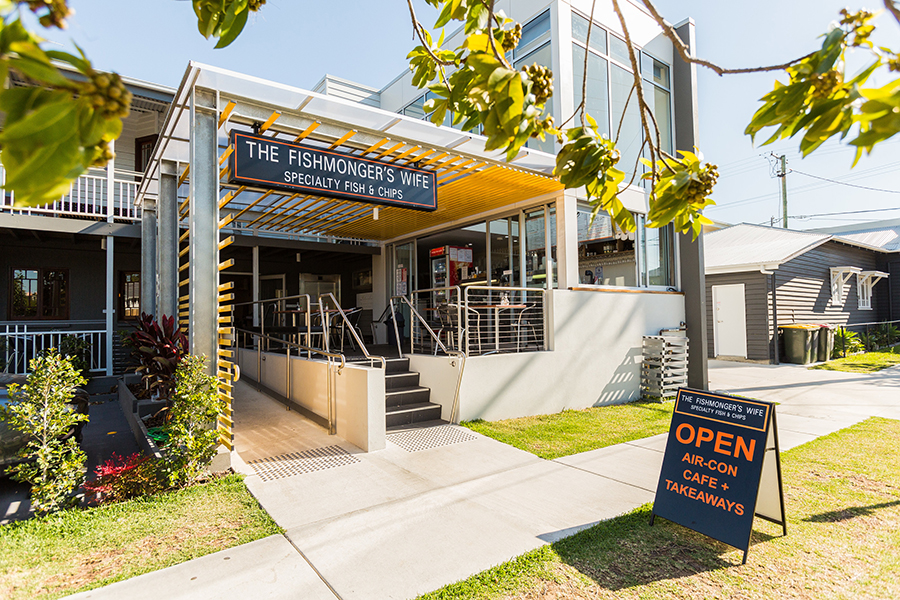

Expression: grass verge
xmin=419 ymin=417 xmax=900 ymax=600
xmin=0 ymin=474 xmax=281 ymax=600
xmin=811 ymin=345 xmax=900 ymax=373
xmin=462 ymin=401 xmax=674 ymax=460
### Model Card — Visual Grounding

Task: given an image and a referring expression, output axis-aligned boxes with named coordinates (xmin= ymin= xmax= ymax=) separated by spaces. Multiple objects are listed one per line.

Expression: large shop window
xmin=409 ymin=203 xmax=557 ymax=296
xmin=10 ymin=268 xmax=69 ymax=320
xmin=576 ymin=205 xmax=676 ymax=289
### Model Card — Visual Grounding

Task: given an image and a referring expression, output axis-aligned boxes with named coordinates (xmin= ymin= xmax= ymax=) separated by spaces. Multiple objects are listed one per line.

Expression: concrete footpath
xmin=66 ymin=361 xmax=900 ymax=600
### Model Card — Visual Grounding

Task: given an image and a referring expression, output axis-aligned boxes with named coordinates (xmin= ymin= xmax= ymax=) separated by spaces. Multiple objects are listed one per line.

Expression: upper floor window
xmin=516 ymin=10 xmax=551 ymax=58
xmin=571 ymin=11 xmax=673 ymax=180
xmin=10 ymin=268 xmax=69 ymax=320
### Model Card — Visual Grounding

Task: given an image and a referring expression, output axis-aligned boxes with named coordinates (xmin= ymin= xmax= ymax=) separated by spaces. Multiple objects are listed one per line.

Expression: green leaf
xmin=214 ymin=6 xmax=248 ymax=48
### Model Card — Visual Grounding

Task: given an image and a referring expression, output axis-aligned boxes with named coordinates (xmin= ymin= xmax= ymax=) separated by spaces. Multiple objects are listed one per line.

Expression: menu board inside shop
xmin=229 ymin=131 xmax=437 ymax=211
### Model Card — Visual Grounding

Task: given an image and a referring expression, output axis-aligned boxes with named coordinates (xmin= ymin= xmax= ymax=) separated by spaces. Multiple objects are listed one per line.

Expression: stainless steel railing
xmin=235 ymin=327 xmax=346 ymax=435
xmin=391 ymin=294 xmax=467 ymax=423
xmin=318 ymin=293 xmax=386 ymax=370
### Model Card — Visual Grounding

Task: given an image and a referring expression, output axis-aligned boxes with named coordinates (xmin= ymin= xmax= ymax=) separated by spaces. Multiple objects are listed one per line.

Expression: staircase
xmin=384 ymin=357 xmax=445 ymax=430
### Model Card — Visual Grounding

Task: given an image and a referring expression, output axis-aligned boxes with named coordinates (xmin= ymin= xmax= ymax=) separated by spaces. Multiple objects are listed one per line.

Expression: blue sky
xmin=31 ymin=0 xmax=900 ymax=229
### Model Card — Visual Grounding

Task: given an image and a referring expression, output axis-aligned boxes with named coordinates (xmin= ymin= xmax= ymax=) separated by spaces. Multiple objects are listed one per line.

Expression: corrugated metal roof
xmin=833 ymin=227 xmax=900 ymax=252
xmin=809 ymin=218 xmax=900 ymax=252
xmin=704 ymin=224 xmax=831 ymax=273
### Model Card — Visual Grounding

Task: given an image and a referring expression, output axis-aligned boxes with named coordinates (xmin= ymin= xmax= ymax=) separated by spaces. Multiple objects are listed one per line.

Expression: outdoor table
xmin=468 ymin=304 xmax=527 ymax=351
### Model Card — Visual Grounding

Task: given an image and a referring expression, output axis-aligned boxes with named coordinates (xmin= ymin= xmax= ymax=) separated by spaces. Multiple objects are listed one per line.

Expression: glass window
xmin=12 ymin=269 xmax=39 ymax=318
xmin=121 ymin=272 xmax=140 ymax=320
xmin=572 ymin=44 xmax=610 ymax=137
xmin=640 ymin=217 xmax=675 ymax=287
xmin=609 ymin=35 xmax=630 ymax=65
xmin=11 ymin=268 xmax=68 ymax=320
xmin=402 ymin=95 xmax=426 ymax=119
xmin=644 ymin=84 xmax=672 ymax=154
xmin=489 ymin=218 xmax=519 ymax=287
xmin=517 ymin=10 xmax=551 ymax=56
xmin=515 ymin=42 xmax=554 ymax=153
xmin=577 ymin=206 xmax=637 ymax=287
xmin=571 ymin=12 xmax=607 ymax=54
xmin=524 ymin=208 xmax=546 ymax=288
xmin=611 ymin=64 xmax=643 ymax=182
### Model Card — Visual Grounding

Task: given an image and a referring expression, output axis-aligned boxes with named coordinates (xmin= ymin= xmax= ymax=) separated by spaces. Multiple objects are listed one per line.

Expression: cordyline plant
xmin=127 ymin=312 xmax=188 ymax=401
xmin=0 ymin=350 xmax=87 ymax=514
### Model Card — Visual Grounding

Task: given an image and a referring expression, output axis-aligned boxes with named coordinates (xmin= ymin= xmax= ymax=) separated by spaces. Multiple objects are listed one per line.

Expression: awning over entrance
xmin=137 ymin=62 xmax=563 ymax=244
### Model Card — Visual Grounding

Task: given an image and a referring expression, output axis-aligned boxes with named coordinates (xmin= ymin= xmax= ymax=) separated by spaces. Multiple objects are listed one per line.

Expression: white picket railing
xmin=0 ymin=325 xmax=107 ymax=375
xmin=0 ymin=167 xmax=141 ymax=222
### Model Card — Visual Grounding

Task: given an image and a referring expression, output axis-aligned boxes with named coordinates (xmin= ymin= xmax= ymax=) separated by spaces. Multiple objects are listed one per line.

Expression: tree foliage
xmin=0 ymin=350 xmax=88 ymax=514
xmin=0 ymin=1 xmax=129 ymax=206
xmin=2 ymin=0 xmax=899 ymax=239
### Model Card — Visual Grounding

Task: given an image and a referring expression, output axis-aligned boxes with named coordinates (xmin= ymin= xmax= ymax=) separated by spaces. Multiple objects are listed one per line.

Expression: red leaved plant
xmin=82 ymin=452 xmax=165 ymax=504
xmin=127 ymin=313 xmax=188 ymax=401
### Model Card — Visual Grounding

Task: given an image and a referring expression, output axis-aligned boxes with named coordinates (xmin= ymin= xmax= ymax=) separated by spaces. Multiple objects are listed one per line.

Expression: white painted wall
xmin=237 ymin=349 xmax=385 ymax=451
xmin=454 ymin=288 xmax=685 ymax=421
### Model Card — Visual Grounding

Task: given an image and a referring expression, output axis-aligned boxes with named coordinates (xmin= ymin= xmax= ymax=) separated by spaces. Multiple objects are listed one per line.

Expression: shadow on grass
xmin=552 ymin=505 xmax=757 ymax=591
xmin=803 ymin=499 xmax=900 ymax=523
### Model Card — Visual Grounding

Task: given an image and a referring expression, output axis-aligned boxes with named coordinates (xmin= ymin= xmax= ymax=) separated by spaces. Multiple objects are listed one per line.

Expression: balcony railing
xmin=0 ymin=166 xmax=142 ymax=222
xmin=1 ymin=324 xmax=108 ymax=375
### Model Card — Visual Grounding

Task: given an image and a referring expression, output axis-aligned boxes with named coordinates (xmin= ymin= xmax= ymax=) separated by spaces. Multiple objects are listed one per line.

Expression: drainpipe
xmin=105 ymin=139 xmax=116 ymax=376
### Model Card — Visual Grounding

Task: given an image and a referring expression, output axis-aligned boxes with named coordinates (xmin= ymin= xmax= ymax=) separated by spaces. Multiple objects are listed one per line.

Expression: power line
xmin=790 ymin=206 xmax=900 ymax=219
xmin=789 ymin=169 xmax=900 ymax=194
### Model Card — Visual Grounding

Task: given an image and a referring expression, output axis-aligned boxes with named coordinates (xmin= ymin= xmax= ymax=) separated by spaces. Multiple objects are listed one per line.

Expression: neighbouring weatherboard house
xmin=704 ymin=223 xmax=891 ymax=363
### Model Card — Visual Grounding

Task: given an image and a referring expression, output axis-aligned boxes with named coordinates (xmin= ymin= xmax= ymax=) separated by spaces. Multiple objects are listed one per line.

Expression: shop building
xmin=4 ymin=0 xmax=708 ymax=456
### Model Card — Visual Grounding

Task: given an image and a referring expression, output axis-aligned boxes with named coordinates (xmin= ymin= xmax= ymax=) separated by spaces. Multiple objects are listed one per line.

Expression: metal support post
xmin=105 ymin=235 xmax=115 ymax=376
xmin=141 ymin=198 xmax=157 ymax=318
xmin=158 ymin=160 xmax=179 ymax=319
xmin=188 ymin=87 xmax=219 ymax=375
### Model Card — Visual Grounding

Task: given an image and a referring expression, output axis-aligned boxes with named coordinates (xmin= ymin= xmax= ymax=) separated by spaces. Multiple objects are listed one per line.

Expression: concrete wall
xmin=237 ymin=348 xmax=385 ymax=452
xmin=446 ymin=288 xmax=684 ymax=421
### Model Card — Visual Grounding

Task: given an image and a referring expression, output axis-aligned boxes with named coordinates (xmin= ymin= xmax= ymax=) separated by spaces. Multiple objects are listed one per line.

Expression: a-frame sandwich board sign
xmin=650 ymin=388 xmax=787 ymax=564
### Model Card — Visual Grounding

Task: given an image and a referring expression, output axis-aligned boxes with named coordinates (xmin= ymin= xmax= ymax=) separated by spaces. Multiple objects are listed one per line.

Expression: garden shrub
xmin=127 ymin=313 xmax=188 ymax=401
xmin=162 ymin=354 xmax=224 ymax=487
xmin=82 ymin=452 xmax=166 ymax=504
xmin=0 ymin=351 xmax=88 ymax=514
xmin=59 ymin=335 xmax=92 ymax=378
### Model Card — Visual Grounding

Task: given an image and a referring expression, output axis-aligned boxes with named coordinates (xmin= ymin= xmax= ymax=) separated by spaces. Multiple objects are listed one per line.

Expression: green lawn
xmin=811 ymin=345 xmax=900 ymax=373
xmin=418 ymin=417 xmax=900 ymax=600
xmin=0 ymin=474 xmax=281 ymax=600
xmin=462 ymin=401 xmax=675 ymax=460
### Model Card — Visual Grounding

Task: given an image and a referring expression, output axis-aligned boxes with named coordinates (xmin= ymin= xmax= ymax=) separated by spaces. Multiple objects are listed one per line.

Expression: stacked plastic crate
xmin=641 ymin=335 xmax=689 ymax=401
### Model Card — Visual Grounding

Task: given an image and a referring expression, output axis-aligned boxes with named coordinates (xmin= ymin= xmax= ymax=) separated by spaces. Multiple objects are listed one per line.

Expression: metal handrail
xmin=318 ymin=292 xmax=386 ymax=369
xmin=235 ymin=327 xmax=345 ymax=434
xmin=231 ymin=294 xmax=317 ymax=357
xmin=391 ymin=294 xmax=467 ymax=424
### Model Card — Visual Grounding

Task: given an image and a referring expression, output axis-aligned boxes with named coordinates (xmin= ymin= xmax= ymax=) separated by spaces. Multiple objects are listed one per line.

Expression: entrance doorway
xmin=712 ymin=284 xmax=747 ymax=358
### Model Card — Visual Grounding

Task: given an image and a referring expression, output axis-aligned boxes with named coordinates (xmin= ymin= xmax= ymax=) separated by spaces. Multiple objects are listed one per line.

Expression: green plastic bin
xmin=816 ymin=324 xmax=835 ymax=362
xmin=780 ymin=324 xmax=820 ymax=364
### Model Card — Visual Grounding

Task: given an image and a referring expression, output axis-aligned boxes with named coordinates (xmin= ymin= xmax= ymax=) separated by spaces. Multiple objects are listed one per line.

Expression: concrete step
xmin=385 ymin=372 xmax=420 ymax=390
xmin=384 ymin=357 xmax=410 ymax=374
xmin=385 ymin=402 xmax=443 ymax=428
xmin=385 ymin=386 xmax=431 ymax=407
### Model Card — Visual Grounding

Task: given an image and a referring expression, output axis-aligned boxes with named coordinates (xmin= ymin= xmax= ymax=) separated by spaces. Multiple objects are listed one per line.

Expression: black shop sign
xmin=650 ymin=388 xmax=786 ymax=563
xmin=228 ymin=131 xmax=437 ymax=211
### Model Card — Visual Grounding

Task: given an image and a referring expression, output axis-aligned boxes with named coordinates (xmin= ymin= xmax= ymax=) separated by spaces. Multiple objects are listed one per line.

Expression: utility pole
xmin=777 ymin=154 xmax=788 ymax=228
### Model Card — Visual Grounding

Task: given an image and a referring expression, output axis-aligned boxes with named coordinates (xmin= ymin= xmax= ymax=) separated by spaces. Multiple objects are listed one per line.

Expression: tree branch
xmin=637 ymin=0 xmax=815 ymax=76
xmin=611 ymin=0 xmax=656 ymax=184
xmin=885 ymin=0 xmax=900 ymax=27
xmin=482 ymin=0 xmax=513 ymax=69
xmin=406 ymin=0 xmax=454 ymax=68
